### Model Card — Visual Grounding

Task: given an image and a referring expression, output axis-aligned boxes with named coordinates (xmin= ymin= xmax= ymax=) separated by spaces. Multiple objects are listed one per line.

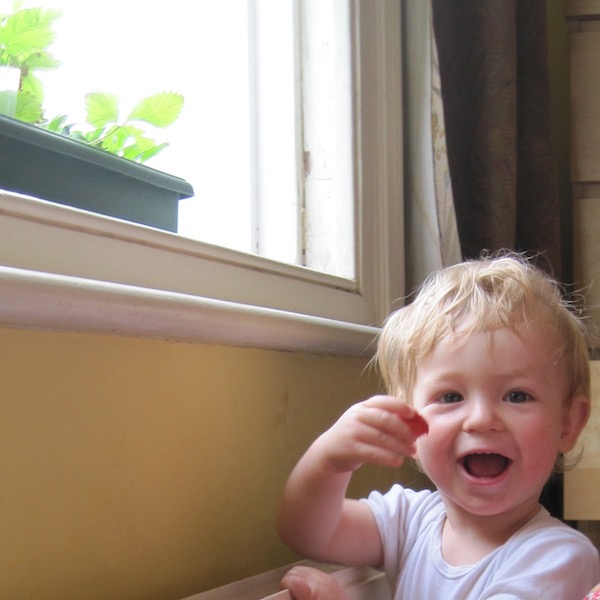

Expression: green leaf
xmin=15 ymin=89 xmax=42 ymax=123
xmin=128 ymin=132 xmax=155 ymax=151
xmin=121 ymin=134 xmax=156 ymax=159
xmin=19 ymin=49 xmax=60 ymax=70
xmin=85 ymin=92 xmax=119 ymax=128
xmin=82 ymin=126 xmax=107 ymax=144
xmin=121 ymin=145 xmax=145 ymax=162
xmin=136 ymin=142 xmax=168 ymax=163
xmin=2 ymin=8 xmax=62 ymax=59
xmin=42 ymin=113 xmax=69 ymax=133
xmin=20 ymin=70 xmax=43 ymax=104
xmin=97 ymin=124 xmax=128 ymax=154
xmin=127 ymin=91 xmax=183 ymax=128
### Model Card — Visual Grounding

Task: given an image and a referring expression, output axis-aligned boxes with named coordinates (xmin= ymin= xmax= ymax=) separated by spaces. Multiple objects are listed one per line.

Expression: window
xmin=0 ymin=0 xmax=404 ymax=352
xmin=35 ymin=0 xmax=355 ymax=278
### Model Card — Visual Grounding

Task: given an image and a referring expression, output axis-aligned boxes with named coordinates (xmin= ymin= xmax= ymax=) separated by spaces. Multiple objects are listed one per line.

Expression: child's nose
xmin=462 ymin=397 xmax=503 ymax=432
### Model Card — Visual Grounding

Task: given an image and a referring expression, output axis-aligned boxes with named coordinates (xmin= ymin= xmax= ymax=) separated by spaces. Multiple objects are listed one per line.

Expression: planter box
xmin=0 ymin=115 xmax=194 ymax=232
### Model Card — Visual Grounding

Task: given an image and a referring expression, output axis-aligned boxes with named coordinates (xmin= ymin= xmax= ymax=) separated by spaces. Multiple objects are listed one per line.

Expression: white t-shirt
xmin=364 ymin=485 xmax=600 ymax=600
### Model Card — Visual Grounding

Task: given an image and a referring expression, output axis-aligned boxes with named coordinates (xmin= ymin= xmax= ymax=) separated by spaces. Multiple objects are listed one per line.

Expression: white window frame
xmin=298 ymin=0 xmax=356 ymax=279
xmin=0 ymin=0 xmax=404 ymax=357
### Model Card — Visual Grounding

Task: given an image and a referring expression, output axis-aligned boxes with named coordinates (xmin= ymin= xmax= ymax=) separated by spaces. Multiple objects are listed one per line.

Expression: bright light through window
xmin=18 ymin=0 xmax=355 ymax=279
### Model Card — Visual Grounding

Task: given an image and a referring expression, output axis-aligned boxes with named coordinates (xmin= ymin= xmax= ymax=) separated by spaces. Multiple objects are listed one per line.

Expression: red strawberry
xmin=405 ymin=411 xmax=429 ymax=437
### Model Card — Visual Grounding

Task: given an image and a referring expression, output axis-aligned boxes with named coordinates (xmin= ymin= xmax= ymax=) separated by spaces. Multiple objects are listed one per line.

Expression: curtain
xmin=403 ymin=0 xmax=462 ymax=294
xmin=430 ymin=0 xmax=564 ymax=280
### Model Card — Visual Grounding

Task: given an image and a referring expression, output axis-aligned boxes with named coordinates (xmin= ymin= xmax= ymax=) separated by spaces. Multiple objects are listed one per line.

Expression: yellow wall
xmin=0 ymin=326 xmax=425 ymax=600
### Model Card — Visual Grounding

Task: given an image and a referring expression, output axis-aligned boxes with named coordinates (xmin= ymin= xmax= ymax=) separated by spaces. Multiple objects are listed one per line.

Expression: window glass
xmin=26 ymin=0 xmax=353 ymax=278
xmin=35 ymin=0 xmax=253 ymax=251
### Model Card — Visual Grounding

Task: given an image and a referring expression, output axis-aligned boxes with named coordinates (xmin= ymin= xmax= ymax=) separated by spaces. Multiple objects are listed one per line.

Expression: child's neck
xmin=440 ymin=502 xmax=542 ymax=567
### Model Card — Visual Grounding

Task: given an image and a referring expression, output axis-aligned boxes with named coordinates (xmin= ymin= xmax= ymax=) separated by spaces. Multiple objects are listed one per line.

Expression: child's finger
xmin=403 ymin=411 xmax=429 ymax=437
xmin=365 ymin=396 xmax=429 ymax=438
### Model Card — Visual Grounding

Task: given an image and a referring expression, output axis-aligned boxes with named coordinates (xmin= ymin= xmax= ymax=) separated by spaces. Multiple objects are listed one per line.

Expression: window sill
xmin=0 ymin=265 xmax=379 ymax=357
xmin=0 ymin=189 xmax=380 ymax=356
xmin=0 ymin=189 xmax=382 ymax=325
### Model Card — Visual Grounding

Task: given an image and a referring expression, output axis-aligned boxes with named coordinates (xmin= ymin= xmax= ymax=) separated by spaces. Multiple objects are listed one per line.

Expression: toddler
xmin=277 ymin=254 xmax=600 ymax=599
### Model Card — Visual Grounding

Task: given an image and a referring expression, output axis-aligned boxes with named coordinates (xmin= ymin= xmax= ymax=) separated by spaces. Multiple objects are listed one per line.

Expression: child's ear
xmin=559 ymin=395 xmax=590 ymax=454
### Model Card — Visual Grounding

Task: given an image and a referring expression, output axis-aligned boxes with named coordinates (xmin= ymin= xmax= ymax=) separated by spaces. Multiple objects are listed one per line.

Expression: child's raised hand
xmin=314 ymin=395 xmax=428 ymax=473
xmin=276 ymin=395 xmax=425 ymax=563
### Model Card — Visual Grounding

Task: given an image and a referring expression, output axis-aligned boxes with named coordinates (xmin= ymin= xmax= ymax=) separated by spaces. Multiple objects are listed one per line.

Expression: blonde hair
xmin=376 ymin=253 xmax=591 ymax=406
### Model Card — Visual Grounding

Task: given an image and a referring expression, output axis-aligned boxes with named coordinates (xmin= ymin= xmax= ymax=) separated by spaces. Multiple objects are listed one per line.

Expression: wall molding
xmin=0 ymin=266 xmax=379 ymax=357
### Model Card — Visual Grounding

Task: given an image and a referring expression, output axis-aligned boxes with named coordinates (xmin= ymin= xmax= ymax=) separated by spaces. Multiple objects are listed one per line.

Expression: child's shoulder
xmin=500 ymin=508 xmax=599 ymax=569
xmin=484 ymin=509 xmax=600 ymax=598
xmin=523 ymin=508 xmax=598 ymax=545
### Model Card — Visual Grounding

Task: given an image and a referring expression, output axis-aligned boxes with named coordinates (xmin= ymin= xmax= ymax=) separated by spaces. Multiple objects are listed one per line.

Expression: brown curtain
xmin=431 ymin=0 xmax=565 ymax=280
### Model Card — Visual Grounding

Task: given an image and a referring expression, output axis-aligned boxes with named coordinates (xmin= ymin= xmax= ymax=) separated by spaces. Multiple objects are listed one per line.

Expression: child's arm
xmin=276 ymin=395 xmax=424 ymax=567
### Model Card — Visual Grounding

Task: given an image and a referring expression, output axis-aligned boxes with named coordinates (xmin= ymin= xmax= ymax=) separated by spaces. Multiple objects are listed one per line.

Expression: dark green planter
xmin=0 ymin=115 xmax=193 ymax=232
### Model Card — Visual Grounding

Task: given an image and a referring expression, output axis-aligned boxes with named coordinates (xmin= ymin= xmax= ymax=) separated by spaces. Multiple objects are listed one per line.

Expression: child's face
xmin=411 ymin=323 xmax=587 ymax=522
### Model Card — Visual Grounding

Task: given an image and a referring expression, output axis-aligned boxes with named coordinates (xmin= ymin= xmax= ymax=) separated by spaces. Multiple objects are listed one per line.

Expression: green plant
xmin=42 ymin=91 xmax=184 ymax=163
xmin=0 ymin=1 xmax=61 ymax=122
xmin=0 ymin=0 xmax=183 ymax=164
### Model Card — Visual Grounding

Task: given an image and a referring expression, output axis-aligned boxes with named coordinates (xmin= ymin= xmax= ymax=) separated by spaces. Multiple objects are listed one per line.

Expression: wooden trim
xmin=566 ymin=0 xmax=600 ymax=18
xmin=182 ymin=562 xmax=390 ymax=600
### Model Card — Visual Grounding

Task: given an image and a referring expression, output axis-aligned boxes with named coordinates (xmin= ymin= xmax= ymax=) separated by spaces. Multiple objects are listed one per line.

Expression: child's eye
xmin=439 ymin=392 xmax=463 ymax=404
xmin=505 ymin=390 xmax=532 ymax=404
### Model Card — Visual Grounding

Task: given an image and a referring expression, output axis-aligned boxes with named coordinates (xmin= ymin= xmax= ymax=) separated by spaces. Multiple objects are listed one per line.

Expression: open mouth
xmin=460 ymin=452 xmax=511 ymax=479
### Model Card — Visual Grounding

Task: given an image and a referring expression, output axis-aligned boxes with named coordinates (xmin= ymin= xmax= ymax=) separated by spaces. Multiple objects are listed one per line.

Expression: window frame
xmin=0 ymin=0 xmax=403 ymax=356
